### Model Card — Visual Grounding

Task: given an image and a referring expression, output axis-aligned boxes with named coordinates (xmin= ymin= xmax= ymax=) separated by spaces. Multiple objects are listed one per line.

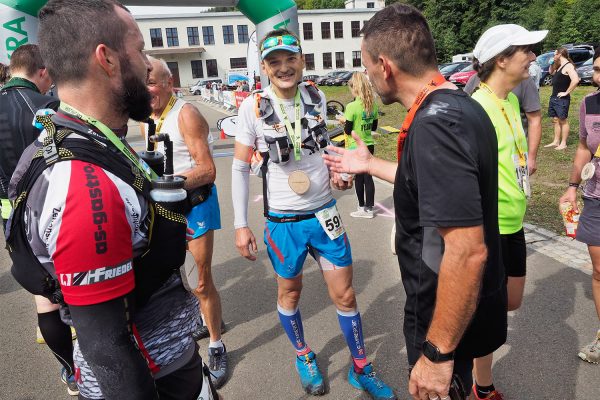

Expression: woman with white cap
xmin=470 ymin=24 xmax=548 ymax=399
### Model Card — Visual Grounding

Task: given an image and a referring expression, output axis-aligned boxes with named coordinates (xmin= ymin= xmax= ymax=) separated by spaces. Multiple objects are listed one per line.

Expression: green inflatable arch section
xmin=1 ymin=0 xmax=299 ymax=63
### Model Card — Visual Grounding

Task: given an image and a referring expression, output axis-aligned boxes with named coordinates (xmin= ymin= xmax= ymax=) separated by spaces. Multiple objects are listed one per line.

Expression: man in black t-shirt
xmin=323 ymin=4 xmax=507 ymax=400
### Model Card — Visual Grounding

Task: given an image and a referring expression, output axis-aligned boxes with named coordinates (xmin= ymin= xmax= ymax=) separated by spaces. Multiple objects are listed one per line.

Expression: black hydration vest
xmin=6 ymin=115 xmax=187 ymax=307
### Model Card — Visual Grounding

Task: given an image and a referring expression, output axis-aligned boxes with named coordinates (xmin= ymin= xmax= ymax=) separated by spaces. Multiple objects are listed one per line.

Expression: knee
xmin=194 ymin=271 xmax=215 ymax=297
xmin=592 ymin=268 xmax=600 ymax=282
xmin=278 ymin=288 xmax=302 ymax=307
xmin=552 ymin=117 xmax=559 ymax=124
xmin=332 ymin=287 xmax=357 ymax=311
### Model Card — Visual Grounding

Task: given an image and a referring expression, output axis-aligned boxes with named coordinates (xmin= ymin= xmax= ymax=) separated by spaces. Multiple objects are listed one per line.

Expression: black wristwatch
xmin=422 ymin=339 xmax=455 ymax=362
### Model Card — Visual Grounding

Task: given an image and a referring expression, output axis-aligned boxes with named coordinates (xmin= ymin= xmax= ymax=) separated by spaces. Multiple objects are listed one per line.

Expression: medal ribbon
xmin=155 ymin=95 xmax=177 ymax=133
xmin=59 ymin=102 xmax=158 ymax=180
xmin=479 ymin=83 xmax=527 ymax=166
xmin=397 ymin=73 xmax=447 ymax=161
xmin=271 ymin=89 xmax=302 ymax=161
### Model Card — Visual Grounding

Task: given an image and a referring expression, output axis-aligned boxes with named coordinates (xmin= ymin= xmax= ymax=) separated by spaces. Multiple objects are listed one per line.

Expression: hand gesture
xmin=322 ymin=132 xmax=372 ymax=175
xmin=409 ymin=357 xmax=454 ymax=400
xmin=235 ymin=227 xmax=258 ymax=261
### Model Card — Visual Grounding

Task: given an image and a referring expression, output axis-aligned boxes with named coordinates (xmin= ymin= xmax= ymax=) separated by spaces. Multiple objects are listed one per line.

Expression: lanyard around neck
xmin=155 ymin=95 xmax=177 ymax=133
xmin=59 ymin=102 xmax=158 ymax=180
xmin=397 ymin=73 xmax=447 ymax=161
xmin=478 ymin=82 xmax=527 ymax=164
xmin=271 ymin=89 xmax=302 ymax=161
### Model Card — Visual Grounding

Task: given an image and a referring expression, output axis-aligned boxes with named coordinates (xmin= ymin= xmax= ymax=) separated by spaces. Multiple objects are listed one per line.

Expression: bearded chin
xmin=121 ymin=75 xmax=153 ymax=122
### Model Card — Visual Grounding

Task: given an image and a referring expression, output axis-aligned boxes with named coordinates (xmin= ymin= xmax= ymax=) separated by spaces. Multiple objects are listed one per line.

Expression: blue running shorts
xmin=186 ymin=185 xmax=221 ymax=239
xmin=264 ymin=199 xmax=352 ymax=279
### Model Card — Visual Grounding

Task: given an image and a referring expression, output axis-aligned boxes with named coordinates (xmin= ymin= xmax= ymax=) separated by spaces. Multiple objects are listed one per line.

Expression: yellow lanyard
xmin=479 ymin=83 xmax=527 ymax=165
xmin=156 ymin=95 xmax=177 ymax=133
xmin=271 ymin=89 xmax=302 ymax=161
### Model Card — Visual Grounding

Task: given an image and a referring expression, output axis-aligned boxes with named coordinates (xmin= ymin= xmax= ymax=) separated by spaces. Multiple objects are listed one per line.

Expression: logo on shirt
xmin=59 ymin=260 xmax=133 ymax=287
xmin=84 ymin=164 xmax=108 ymax=255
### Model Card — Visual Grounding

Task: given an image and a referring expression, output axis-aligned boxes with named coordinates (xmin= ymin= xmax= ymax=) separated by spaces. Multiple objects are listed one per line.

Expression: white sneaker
xmin=350 ymin=207 xmax=374 ymax=219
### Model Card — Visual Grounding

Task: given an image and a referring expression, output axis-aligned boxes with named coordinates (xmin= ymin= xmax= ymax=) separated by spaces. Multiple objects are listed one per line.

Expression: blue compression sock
xmin=337 ymin=309 xmax=367 ymax=369
xmin=277 ymin=304 xmax=309 ymax=354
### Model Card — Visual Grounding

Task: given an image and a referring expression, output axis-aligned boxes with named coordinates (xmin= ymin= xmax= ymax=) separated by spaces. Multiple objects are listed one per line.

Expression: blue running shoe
xmin=295 ymin=351 xmax=325 ymax=395
xmin=348 ymin=363 xmax=396 ymax=400
xmin=60 ymin=367 xmax=79 ymax=396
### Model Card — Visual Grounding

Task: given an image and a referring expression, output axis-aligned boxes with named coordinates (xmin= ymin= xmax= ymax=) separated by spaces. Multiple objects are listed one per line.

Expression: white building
xmin=344 ymin=0 xmax=385 ymax=9
xmin=135 ymin=8 xmax=381 ymax=88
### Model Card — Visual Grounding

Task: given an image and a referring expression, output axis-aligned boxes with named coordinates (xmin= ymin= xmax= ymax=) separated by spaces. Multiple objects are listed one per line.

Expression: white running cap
xmin=473 ymin=24 xmax=548 ymax=64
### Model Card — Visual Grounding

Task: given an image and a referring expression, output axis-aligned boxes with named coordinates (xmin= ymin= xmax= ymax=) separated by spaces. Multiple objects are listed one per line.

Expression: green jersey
xmin=344 ymin=99 xmax=378 ymax=149
xmin=472 ymin=89 xmax=528 ymax=234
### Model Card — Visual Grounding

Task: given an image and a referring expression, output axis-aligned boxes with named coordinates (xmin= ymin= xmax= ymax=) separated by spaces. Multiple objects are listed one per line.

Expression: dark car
xmin=302 ymin=74 xmax=319 ymax=83
xmin=327 ymin=71 xmax=354 ymax=86
xmin=577 ymin=58 xmax=594 ymax=85
xmin=439 ymin=62 xmax=470 ymax=80
xmin=538 ymin=45 xmax=594 ymax=86
xmin=316 ymin=70 xmax=347 ymax=85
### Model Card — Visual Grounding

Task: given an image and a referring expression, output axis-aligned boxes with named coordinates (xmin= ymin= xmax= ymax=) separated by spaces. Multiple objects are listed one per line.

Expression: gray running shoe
xmin=192 ymin=320 xmax=227 ymax=341
xmin=208 ymin=345 xmax=229 ymax=388
xmin=578 ymin=329 xmax=600 ymax=364
xmin=61 ymin=367 xmax=79 ymax=396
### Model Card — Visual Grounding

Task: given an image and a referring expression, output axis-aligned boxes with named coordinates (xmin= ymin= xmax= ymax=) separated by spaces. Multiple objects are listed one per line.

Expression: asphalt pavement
xmin=0 ymin=98 xmax=598 ymax=400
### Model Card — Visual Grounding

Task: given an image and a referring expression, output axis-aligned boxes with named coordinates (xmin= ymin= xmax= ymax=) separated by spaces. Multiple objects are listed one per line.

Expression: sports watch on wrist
xmin=422 ymin=339 xmax=455 ymax=362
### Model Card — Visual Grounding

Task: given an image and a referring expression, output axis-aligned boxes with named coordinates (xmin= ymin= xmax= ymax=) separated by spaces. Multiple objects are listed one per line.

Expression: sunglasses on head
xmin=261 ymin=34 xmax=299 ymax=52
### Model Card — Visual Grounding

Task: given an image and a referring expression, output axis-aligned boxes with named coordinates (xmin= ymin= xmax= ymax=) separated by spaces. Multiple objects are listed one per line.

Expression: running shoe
xmin=192 ymin=320 xmax=227 ymax=341
xmin=578 ymin=329 xmax=600 ymax=364
xmin=61 ymin=367 xmax=79 ymax=396
xmin=208 ymin=345 xmax=229 ymax=389
xmin=350 ymin=206 xmax=374 ymax=219
xmin=295 ymin=351 xmax=325 ymax=395
xmin=471 ymin=385 xmax=504 ymax=399
xmin=347 ymin=363 xmax=396 ymax=400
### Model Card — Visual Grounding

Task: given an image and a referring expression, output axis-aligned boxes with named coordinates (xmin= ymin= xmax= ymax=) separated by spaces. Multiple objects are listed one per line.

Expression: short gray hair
xmin=148 ymin=56 xmax=172 ymax=80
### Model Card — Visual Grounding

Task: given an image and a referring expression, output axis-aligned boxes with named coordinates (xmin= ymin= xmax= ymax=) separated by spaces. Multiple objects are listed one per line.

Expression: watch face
xmin=422 ymin=340 xmax=439 ymax=362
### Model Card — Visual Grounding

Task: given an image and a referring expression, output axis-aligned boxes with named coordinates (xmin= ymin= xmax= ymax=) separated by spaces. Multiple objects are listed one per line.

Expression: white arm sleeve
xmin=231 ymin=158 xmax=250 ymax=229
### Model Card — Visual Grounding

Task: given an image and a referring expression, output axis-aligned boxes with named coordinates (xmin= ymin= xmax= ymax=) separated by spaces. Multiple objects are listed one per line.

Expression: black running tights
xmin=38 ymin=310 xmax=75 ymax=375
xmin=355 ymin=145 xmax=375 ymax=208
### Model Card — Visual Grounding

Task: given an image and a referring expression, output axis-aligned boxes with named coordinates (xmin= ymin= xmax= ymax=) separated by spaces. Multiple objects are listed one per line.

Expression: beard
xmin=115 ymin=57 xmax=152 ymax=122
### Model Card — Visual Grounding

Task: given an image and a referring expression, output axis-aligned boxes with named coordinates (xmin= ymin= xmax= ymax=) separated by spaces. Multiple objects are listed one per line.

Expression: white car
xmin=190 ymin=79 xmax=222 ymax=95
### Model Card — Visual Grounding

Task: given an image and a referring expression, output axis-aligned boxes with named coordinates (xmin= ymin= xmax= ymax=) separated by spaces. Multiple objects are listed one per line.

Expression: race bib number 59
xmin=315 ymin=205 xmax=345 ymax=240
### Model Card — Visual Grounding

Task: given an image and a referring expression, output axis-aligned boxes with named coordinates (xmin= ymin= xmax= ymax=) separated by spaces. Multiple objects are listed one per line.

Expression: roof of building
xmin=134 ymin=8 xmax=378 ymax=21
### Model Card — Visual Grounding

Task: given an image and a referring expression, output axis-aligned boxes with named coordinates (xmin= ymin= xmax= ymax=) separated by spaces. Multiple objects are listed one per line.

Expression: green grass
xmin=321 ymin=84 xmax=599 ymax=235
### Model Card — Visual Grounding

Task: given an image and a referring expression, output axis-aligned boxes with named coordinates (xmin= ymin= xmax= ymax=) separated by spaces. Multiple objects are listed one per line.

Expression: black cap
xmin=151 ymin=175 xmax=185 ymax=190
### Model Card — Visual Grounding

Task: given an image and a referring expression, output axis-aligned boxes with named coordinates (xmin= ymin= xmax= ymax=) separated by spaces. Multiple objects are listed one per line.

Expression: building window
xmin=334 ymin=22 xmax=343 ymax=39
xmin=351 ymin=21 xmax=360 ymax=37
xmin=238 ymin=25 xmax=249 ymax=43
xmin=203 ymin=26 xmax=215 ymax=45
xmin=321 ymin=22 xmax=330 ymax=39
xmin=305 ymin=54 xmax=315 ymax=70
xmin=223 ymin=25 xmax=235 ymax=44
xmin=150 ymin=28 xmax=163 ymax=48
xmin=206 ymin=59 xmax=218 ymax=77
xmin=303 ymin=22 xmax=313 ymax=40
xmin=335 ymin=52 xmax=345 ymax=68
xmin=367 ymin=2 xmax=375 ymax=8
xmin=323 ymin=52 xmax=332 ymax=69
xmin=191 ymin=60 xmax=203 ymax=79
xmin=352 ymin=51 xmax=362 ymax=67
xmin=166 ymin=28 xmax=179 ymax=47
xmin=187 ymin=27 xmax=200 ymax=46
xmin=230 ymin=57 xmax=247 ymax=69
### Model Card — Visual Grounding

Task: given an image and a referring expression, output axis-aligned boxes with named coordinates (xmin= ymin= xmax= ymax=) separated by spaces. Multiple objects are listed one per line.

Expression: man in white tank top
xmin=143 ymin=57 xmax=228 ymax=389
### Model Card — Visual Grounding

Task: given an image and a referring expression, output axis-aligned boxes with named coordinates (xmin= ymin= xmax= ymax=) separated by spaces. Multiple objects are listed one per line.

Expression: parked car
xmin=302 ymin=74 xmax=319 ymax=83
xmin=577 ymin=58 xmax=594 ymax=85
xmin=190 ymin=78 xmax=223 ymax=95
xmin=327 ymin=71 xmax=353 ymax=86
xmin=448 ymin=64 xmax=476 ymax=87
xmin=439 ymin=62 xmax=470 ymax=80
xmin=316 ymin=70 xmax=348 ymax=85
xmin=537 ymin=45 xmax=594 ymax=86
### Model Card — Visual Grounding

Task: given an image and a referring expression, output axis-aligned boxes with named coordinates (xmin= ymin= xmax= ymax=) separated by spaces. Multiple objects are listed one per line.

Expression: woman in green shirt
xmin=339 ymin=72 xmax=378 ymax=218
xmin=470 ymin=24 xmax=548 ymax=400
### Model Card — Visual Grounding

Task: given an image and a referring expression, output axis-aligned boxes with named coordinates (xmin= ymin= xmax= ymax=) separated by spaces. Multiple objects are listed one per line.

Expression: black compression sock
xmin=38 ymin=310 xmax=75 ymax=375
xmin=475 ymin=383 xmax=496 ymax=398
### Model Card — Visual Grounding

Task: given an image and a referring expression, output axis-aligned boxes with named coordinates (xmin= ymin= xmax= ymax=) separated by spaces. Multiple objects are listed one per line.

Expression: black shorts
xmin=500 ymin=228 xmax=526 ymax=278
xmin=548 ymin=96 xmax=570 ymax=119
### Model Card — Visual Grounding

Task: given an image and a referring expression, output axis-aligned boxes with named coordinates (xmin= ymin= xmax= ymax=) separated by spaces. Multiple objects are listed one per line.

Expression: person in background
xmin=0 ymin=43 xmax=78 ymax=397
xmin=529 ymin=60 xmax=542 ymax=90
xmin=559 ymin=46 xmax=600 ymax=365
xmin=338 ymin=72 xmax=379 ymax=218
xmin=470 ymin=24 xmax=548 ymax=399
xmin=324 ymin=4 xmax=507 ymax=399
xmin=464 ymin=69 xmax=542 ymax=175
xmin=0 ymin=62 xmax=9 ymax=87
xmin=545 ymin=47 xmax=580 ymax=150
xmin=241 ymin=80 xmax=250 ymax=92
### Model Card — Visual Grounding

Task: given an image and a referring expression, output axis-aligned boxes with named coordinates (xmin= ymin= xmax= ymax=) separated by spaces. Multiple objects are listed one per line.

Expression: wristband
xmin=569 ymin=182 xmax=580 ymax=188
